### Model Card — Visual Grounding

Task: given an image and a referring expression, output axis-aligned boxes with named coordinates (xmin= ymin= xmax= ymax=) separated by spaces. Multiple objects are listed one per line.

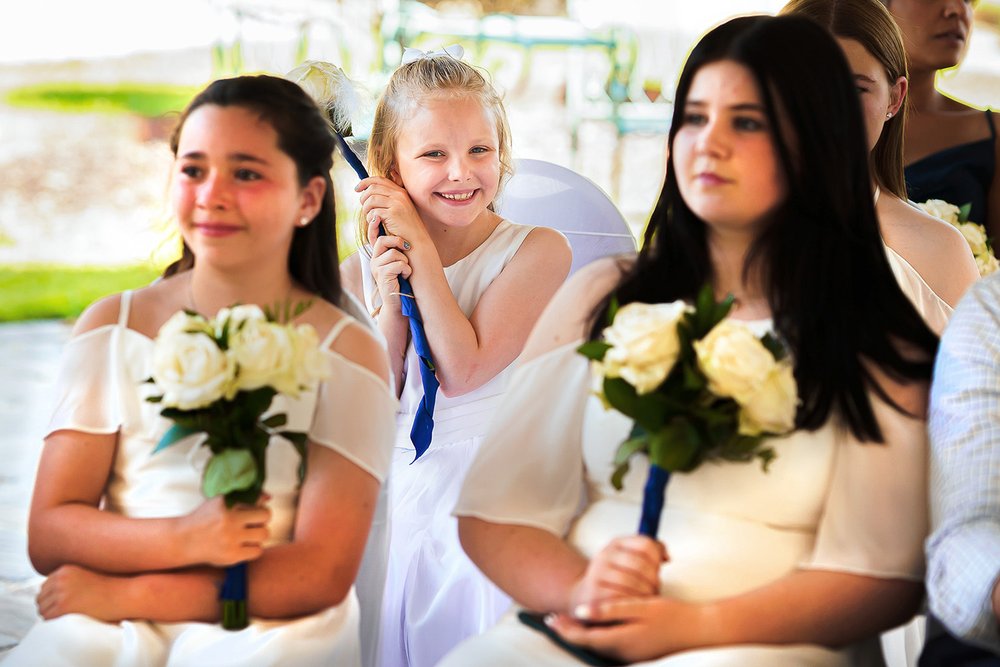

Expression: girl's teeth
xmin=441 ymin=192 xmax=474 ymax=201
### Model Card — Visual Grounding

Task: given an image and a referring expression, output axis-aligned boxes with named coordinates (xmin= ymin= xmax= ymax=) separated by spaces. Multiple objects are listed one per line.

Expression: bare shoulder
xmin=881 ymin=196 xmax=978 ymax=305
xmin=319 ymin=304 xmax=390 ymax=387
xmin=521 ymin=225 xmax=572 ymax=254
xmin=71 ymin=293 xmax=124 ymax=337
xmin=886 ymin=197 xmax=969 ymax=252
xmin=508 ymin=225 xmax=572 ymax=273
xmin=520 ymin=254 xmax=632 ymax=361
xmin=72 ymin=274 xmax=184 ymax=338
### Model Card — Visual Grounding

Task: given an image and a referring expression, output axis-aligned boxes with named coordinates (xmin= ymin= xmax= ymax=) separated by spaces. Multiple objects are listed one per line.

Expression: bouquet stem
xmin=220 ymin=561 xmax=249 ymax=630
xmin=638 ymin=464 xmax=670 ymax=539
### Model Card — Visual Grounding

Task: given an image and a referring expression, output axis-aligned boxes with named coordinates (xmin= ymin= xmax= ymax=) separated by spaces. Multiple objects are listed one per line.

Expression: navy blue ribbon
xmin=219 ymin=561 xmax=248 ymax=629
xmin=335 ymin=133 xmax=438 ymax=460
xmin=638 ymin=464 xmax=670 ymax=538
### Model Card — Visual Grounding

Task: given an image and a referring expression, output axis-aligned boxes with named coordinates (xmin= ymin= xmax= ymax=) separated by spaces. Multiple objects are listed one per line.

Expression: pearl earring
xmin=299 ymin=216 xmax=310 ymax=227
xmin=885 ymin=112 xmax=893 ymax=119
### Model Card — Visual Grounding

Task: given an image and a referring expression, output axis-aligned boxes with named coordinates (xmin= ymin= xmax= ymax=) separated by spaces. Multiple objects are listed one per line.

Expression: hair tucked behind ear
xmin=781 ymin=0 xmax=909 ymax=199
xmin=364 ymin=53 xmax=512 ymax=249
xmin=592 ymin=15 xmax=937 ymax=443
xmin=162 ymin=75 xmax=342 ymax=306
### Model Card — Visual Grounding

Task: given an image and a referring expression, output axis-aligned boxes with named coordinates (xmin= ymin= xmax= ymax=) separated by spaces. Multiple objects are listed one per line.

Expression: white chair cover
xmin=496 ymin=158 xmax=637 ymax=275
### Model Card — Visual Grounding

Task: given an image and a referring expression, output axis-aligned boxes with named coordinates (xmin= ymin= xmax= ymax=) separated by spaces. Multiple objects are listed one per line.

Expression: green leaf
xmin=158 ymin=408 xmax=205 ymax=430
xmin=649 ymin=419 xmax=702 ymax=471
xmin=606 ymin=294 xmax=619 ymax=325
xmin=695 ymin=283 xmax=714 ymax=318
xmin=261 ymin=413 xmax=288 ymax=429
xmin=237 ymin=387 xmax=278 ymax=421
xmin=681 ymin=362 xmax=706 ymax=392
xmin=633 ymin=395 xmax=669 ymax=431
xmin=610 ymin=460 xmax=630 ymax=491
xmin=202 ymin=448 xmax=258 ymax=499
xmin=758 ymin=446 xmax=777 ymax=471
xmin=577 ymin=340 xmax=612 ymax=361
xmin=760 ymin=333 xmax=787 ymax=361
xmin=603 ymin=377 xmax=640 ymax=419
xmin=613 ymin=433 xmax=650 ymax=466
xmin=292 ymin=299 xmax=314 ymax=319
xmin=153 ymin=423 xmax=202 ymax=453
xmin=959 ymin=202 xmax=972 ymax=223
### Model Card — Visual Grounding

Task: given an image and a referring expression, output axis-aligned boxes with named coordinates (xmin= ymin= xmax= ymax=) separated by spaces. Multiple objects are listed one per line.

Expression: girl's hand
xmin=356 ymin=176 xmax=427 ymax=247
xmin=175 ymin=496 xmax=271 ymax=567
xmin=36 ymin=564 xmax=129 ymax=622
xmin=545 ymin=595 xmax=702 ymax=663
xmin=368 ymin=215 xmax=413 ymax=314
xmin=568 ymin=535 xmax=667 ymax=613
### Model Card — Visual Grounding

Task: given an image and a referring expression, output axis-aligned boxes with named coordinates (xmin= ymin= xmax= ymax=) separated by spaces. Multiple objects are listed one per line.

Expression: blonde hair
xmin=367 ymin=54 xmax=513 ymax=211
xmin=780 ymin=0 xmax=909 ymax=199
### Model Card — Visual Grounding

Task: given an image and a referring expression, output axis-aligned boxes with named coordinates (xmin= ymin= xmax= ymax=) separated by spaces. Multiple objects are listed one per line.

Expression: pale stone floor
xmin=0 ymin=320 xmax=70 ymax=654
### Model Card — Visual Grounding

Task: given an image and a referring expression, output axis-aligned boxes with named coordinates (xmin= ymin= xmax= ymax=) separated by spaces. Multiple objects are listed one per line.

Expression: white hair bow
xmin=401 ymin=44 xmax=465 ymax=65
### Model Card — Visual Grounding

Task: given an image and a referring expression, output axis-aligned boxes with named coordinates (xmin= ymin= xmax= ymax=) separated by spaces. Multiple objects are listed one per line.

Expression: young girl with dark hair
xmin=442 ymin=14 xmax=936 ymax=666
xmin=5 ymin=75 xmax=396 ymax=666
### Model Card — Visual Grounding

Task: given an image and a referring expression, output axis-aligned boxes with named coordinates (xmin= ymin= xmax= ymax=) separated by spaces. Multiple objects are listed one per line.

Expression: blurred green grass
xmin=4 ymin=82 xmax=198 ymax=117
xmin=0 ymin=264 xmax=163 ymax=322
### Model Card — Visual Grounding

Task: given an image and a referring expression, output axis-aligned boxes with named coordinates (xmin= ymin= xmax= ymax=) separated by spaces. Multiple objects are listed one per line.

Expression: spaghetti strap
xmin=985 ymin=109 xmax=996 ymax=141
xmin=118 ymin=290 xmax=133 ymax=328
xmin=321 ymin=315 xmax=355 ymax=350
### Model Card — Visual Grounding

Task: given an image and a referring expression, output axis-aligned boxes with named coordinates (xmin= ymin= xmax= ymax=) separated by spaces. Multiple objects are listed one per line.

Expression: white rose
xmin=215 ymin=304 xmax=267 ymax=339
xmin=694 ymin=320 xmax=777 ymax=403
xmin=158 ymin=310 xmax=211 ymax=339
xmin=229 ymin=319 xmax=297 ymax=392
xmin=283 ymin=324 xmax=330 ymax=395
xmin=977 ymin=251 xmax=999 ymax=277
xmin=916 ymin=199 xmax=961 ymax=225
xmin=599 ymin=301 xmax=689 ymax=395
xmin=738 ymin=361 xmax=798 ymax=436
xmin=957 ymin=222 xmax=989 ymax=258
xmin=152 ymin=329 xmax=234 ymax=410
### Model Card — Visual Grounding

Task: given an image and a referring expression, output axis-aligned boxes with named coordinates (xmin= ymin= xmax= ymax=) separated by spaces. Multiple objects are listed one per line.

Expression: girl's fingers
xmin=377 ymin=261 xmax=411 ymax=286
xmin=371 ymin=236 xmax=411 ymax=258
xmin=243 ymin=526 xmax=270 ymax=546
xmin=597 ymin=565 xmax=658 ymax=597
xmin=355 ymin=175 xmax=399 ymax=193
xmin=234 ymin=505 xmax=271 ymax=526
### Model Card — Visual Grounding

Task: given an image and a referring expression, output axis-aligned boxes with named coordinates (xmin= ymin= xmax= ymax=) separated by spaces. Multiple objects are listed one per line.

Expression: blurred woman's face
xmin=672 ymin=60 xmax=786 ymax=238
xmin=886 ymin=0 xmax=976 ymax=71
xmin=836 ymin=37 xmax=906 ymax=152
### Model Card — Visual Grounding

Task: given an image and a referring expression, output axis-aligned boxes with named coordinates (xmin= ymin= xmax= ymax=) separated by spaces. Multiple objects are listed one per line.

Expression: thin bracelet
xmin=389 ymin=292 xmax=416 ymax=299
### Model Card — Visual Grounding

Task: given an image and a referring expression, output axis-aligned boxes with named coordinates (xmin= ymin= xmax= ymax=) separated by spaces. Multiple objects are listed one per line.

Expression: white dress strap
xmin=322 ymin=315 xmax=355 ymax=350
xmin=118 ymin=290 xmax=133 ymax=328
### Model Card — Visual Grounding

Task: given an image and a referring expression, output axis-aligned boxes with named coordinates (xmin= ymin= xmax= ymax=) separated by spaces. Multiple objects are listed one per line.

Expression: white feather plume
xmin=286 ymin=60 xmax=369 ymax=136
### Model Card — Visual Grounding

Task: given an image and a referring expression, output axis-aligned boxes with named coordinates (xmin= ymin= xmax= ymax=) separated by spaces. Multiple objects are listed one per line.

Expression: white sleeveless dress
xmin=443 ymin=319 xmax=929 ymax=667
xmin=3 ymin=292 xmax=397 ymax=667
xmin=359 ymin=218 xmax=536 ymax=667
xmin=884 ymin=244 xmax=952 ymax=335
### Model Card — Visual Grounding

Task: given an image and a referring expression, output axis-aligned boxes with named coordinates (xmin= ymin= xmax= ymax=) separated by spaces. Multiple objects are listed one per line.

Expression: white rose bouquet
xmin=578 ymin=285 xmax=797 ymax=539
xmin=915 ymin=199 xmax=998 ymax=277
xmin=147 ymin=302 xmax=328 ymax=630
